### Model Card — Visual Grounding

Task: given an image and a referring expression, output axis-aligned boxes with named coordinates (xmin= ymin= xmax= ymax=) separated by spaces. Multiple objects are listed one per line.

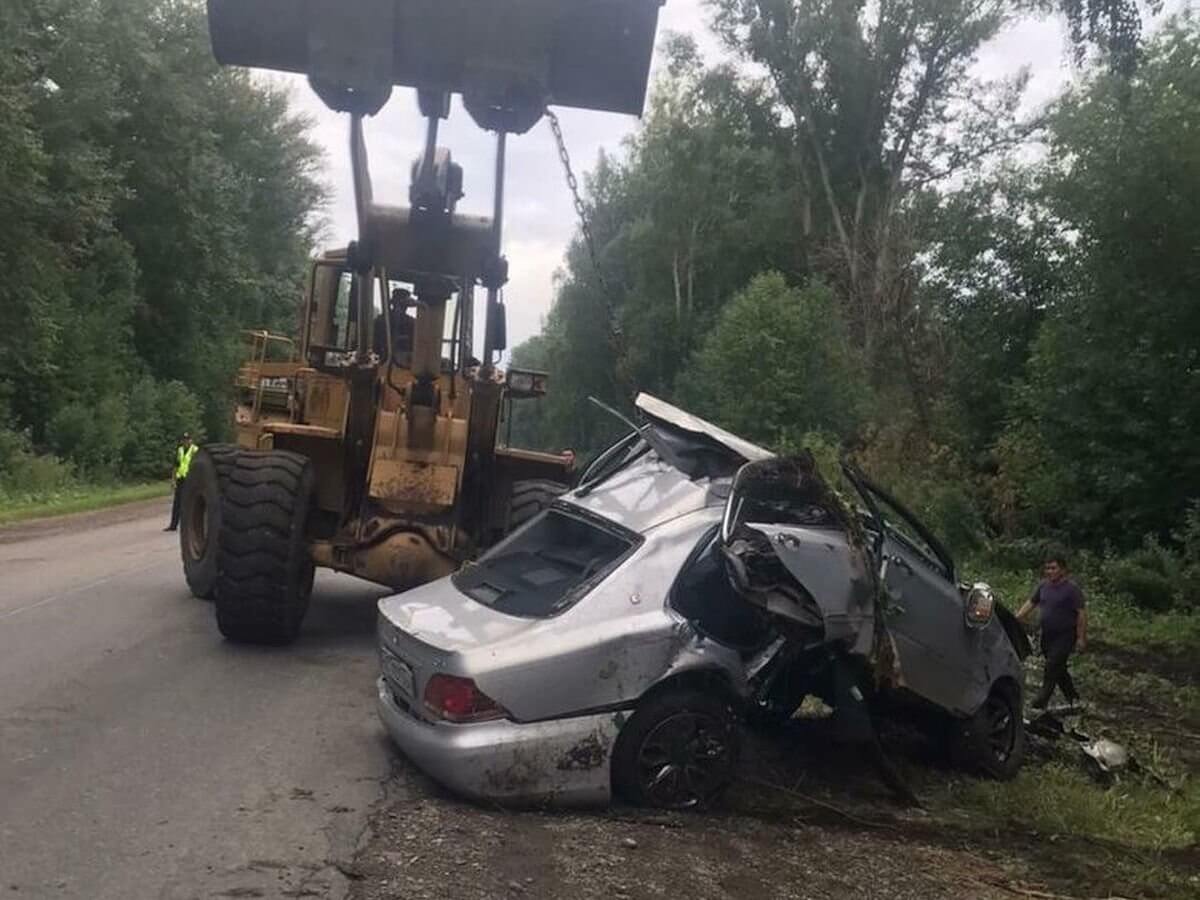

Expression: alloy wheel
xmin=635 ymin=710 xmax=735 ymax=808
xmin=984 ymin=693 xmax=1017 ymax=763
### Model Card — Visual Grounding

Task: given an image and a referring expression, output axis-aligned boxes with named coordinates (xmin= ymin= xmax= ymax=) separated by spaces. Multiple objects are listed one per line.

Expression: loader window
xmin=307 ymin=265 xmax=361 ymax=366
xmin=452 ymin=509 xmax=639 ymax=618
xmin=330 ymin=272 xmax=356 ymax=350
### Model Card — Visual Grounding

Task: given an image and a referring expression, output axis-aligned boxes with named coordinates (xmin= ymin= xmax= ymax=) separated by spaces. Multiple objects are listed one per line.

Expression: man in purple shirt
xmin=1017 ymin=552 xmax=1088 ymax=710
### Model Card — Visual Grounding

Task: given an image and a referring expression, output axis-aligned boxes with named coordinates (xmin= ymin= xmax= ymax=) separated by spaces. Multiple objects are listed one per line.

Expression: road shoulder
xmin=0 ymin=495 xmax=171 ymax=545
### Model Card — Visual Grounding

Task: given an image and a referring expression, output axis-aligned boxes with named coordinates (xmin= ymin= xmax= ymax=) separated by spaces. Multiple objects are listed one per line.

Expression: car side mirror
xmin=964 ymin=583 xmax=995 ymax=629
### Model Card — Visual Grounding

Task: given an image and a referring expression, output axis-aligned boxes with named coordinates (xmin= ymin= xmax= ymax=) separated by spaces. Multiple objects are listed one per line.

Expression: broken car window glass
xmin=865 ymin=486 xmax=947 ymax=578
xmin=452 ymin=510 xmax=638 ymax=617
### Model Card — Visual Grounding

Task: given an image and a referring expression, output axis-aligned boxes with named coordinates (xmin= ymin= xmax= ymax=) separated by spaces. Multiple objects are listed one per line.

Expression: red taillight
xmin=423 ymin=674 xmax=506 ymax=723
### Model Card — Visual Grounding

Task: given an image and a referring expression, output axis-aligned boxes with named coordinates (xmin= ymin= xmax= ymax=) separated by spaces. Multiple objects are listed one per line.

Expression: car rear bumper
xmin=376 ymin=677 xmax=620 ymax=807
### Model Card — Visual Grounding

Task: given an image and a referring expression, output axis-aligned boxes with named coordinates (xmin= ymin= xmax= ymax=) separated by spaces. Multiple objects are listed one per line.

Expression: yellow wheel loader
xmin=178 ymin=0 xmax=663 ymax=644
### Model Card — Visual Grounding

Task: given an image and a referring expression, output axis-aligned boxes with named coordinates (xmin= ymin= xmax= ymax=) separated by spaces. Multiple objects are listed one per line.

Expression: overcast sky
xmin=270 ymin=1 xmax=1169 ymax=351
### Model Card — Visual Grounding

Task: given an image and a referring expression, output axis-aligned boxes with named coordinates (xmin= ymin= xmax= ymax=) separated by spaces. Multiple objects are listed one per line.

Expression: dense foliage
xmin=0 ymin=0 xmax=323 ymax=494
xmin=511 ymin=5 xmax=1200 ymax=607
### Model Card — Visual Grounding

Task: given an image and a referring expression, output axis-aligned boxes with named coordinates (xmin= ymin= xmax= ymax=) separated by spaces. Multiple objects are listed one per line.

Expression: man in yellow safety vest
xmin=165 ymin=433 xmax=198 ymax=532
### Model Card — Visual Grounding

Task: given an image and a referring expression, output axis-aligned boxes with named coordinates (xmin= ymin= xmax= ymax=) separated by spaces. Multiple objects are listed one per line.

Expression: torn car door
xmin=862 ymin=480 xmax=986 ymax=715
xmin=880 ymin=535 xmax=982 ymax=713
xmin=719 ymin=457 xmax=884 ymax=665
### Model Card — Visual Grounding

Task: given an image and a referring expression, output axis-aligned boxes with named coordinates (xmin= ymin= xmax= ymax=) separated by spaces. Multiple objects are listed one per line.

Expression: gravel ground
xmin=347 ymin=732 xmax=1021 ymax=900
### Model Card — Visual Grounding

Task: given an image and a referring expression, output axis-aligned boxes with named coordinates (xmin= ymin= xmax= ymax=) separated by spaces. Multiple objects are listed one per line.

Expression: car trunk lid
xmin=379 ymin=577 xmax=535 ymax=654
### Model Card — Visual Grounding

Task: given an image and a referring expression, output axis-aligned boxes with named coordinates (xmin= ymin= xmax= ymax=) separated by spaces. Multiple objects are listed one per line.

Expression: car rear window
xmin=452 ymin=508 xmax=639 ymax=617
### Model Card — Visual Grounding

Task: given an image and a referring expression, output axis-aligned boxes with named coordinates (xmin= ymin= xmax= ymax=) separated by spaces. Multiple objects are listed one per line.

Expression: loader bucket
xmin=207 ymin=0 xmax=663 ymax=117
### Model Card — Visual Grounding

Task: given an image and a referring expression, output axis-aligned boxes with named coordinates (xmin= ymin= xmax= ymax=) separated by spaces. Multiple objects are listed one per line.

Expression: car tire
xmin=950 ymin=682 xmax=1026 ymax=780
xmin=612 ymin=687 xmax=740 ymax=809
xmin=508 ymin=479 xmax=566 ymax=532
xmin=213 ymin=450 xmax=316 ymax=645
xmin=179 ymin=444 xmax=239 ymax=600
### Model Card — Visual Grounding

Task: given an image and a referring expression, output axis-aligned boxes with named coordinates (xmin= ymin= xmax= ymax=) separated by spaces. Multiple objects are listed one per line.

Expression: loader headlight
xmin=506 ymin=368 xmax=548 ymax=397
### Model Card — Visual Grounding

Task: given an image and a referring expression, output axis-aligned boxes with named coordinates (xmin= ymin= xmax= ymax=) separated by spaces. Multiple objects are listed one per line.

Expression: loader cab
xmin=302 ymin=253 xmax=480 ymax=378
xmin=304 ymin=257 xmax=367 ymax=370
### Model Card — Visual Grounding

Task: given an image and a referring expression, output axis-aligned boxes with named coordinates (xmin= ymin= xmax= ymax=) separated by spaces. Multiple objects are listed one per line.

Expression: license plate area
xmin=381 ymin=650 xmax=415 ymax=700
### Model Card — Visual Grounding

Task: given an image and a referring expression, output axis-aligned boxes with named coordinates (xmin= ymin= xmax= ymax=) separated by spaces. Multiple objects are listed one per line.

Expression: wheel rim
xmin=984 ymin=694 xmax=1016 ymax=763
xmin=635 ymin=710 xmax=734 ymax=808
xmin=186 ymin=493 xmax=208 ymax=562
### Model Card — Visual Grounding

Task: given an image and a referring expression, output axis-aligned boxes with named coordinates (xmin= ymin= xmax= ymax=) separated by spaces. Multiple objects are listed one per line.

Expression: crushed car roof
xmin=634 ymin=394 xmax=773 ymax=480
xmin=566 ymin=452 xmax=725 ymax=536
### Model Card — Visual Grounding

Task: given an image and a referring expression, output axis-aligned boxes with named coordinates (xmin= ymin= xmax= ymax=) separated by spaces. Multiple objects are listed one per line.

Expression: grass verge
xmin=931 ymin=565 xmax=1200 ymax=897
xmin=934 ymin=764 xmax=1199 ymax=895
xmin=0 ymin=481 xmax=171 ymax=526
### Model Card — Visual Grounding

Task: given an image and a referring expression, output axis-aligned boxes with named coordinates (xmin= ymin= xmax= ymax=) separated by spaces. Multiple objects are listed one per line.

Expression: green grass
xmin=1084 ymin=594 xmax=1200 ymax=652
xmin=951 ymin=764 xmax=1198 ymax=853
xmin=0 ymin=481 xmax=171 ymax=525
xmin=942 ymin=560 xmax=1200 ymax=896
xmin=933 ymin=765 xmax=1199 ymax=897
xmin=1074 ymin=653 xmax=1200 ymax=725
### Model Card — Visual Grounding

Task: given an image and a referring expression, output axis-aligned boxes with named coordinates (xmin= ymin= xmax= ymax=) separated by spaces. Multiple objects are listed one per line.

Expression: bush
xmin=982 ymin=536 xmax=1053 ymax=572
xmin=779 ymin=425 xmax=990 ymax=559
xmin=0 ymin=424 xmax=30 ymax=477
xmin=0 ymin=424 xmax=76 ymax=501
xmin=44 ymin=377 xmax=206 ymax=481
xmin=677 ymin=274 xmax=869 ymax=447
xmin=1099 ymin=538 xmax=1196 ymax=612
xmin=1176 ymin=502 xmax=1200 ymax=582
xmin=46 ymin=395 xmax=129 ymax=475
xmin=121 ymin=377 xmax=204 ymax=480
xmin=851 ymin=422 xmax=989 ymax=558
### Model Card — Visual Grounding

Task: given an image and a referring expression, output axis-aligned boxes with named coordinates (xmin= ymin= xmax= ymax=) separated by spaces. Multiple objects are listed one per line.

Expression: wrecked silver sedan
xmin=376 ymin=395 xmax=1027 ymax=808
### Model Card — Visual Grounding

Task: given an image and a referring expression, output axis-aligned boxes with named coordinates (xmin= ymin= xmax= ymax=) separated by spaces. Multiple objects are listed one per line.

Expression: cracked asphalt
xmin=0 ymin=502 xmax=393 ymax=899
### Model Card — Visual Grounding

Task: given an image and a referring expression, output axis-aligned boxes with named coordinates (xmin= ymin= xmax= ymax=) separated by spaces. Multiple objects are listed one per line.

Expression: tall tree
xmin=678 ymin=273 xmax=868 ymax=447
xmin=0 ymin=0 xmax=325 ymax=472
xmin=917 ymin=170 xmax=1071 ymax=456
xmin=708 ymin=0 xmax=1032 ymax=398
xmin=999 ymin=13 xmax=1200 ymax=543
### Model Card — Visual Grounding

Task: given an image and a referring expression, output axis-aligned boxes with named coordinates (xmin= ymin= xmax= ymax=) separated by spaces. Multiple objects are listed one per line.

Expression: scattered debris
xmin=1080 ymin=738 xmax=1129 ymax=777
xmin=1025 ymin=711 xmax=1173 ymax=788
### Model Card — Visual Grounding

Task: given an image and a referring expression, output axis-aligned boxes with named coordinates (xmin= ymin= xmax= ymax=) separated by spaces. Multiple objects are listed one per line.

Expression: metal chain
xmin=546 ymin=109 xmax=622 ymax=338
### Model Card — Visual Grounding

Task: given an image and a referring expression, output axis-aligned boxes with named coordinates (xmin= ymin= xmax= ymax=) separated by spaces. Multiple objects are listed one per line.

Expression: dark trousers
xmin=1033 ymin=628 xmax=1078 ymax=707
xmin=168 ymin=477 xmax=185 ymax=529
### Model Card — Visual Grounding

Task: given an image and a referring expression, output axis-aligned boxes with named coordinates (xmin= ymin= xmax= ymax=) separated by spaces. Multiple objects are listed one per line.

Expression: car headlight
xmin=965 ymin=583 xmax=995 ymax=628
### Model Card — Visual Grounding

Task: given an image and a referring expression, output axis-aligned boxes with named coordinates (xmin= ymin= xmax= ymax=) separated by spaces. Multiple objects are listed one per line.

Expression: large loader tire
xmin=214 ymin=450 xmax=316 ymax=645
xmin=508 ymin=479 xmax=567 ymax=532
xmin=179 ymin=444 xmax=239 ymax=600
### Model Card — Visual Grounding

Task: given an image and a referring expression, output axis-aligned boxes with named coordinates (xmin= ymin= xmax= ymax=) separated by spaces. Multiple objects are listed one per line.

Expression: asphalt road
xmin=0 ymin=500 xmax=394 ymax=900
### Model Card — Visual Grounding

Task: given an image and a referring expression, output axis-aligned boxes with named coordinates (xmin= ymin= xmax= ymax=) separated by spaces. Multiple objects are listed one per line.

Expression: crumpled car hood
xmin=725 ymin=524 xmax=879 ymax=658
xmin=721 ymin=456 xmax=892 ymax=673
